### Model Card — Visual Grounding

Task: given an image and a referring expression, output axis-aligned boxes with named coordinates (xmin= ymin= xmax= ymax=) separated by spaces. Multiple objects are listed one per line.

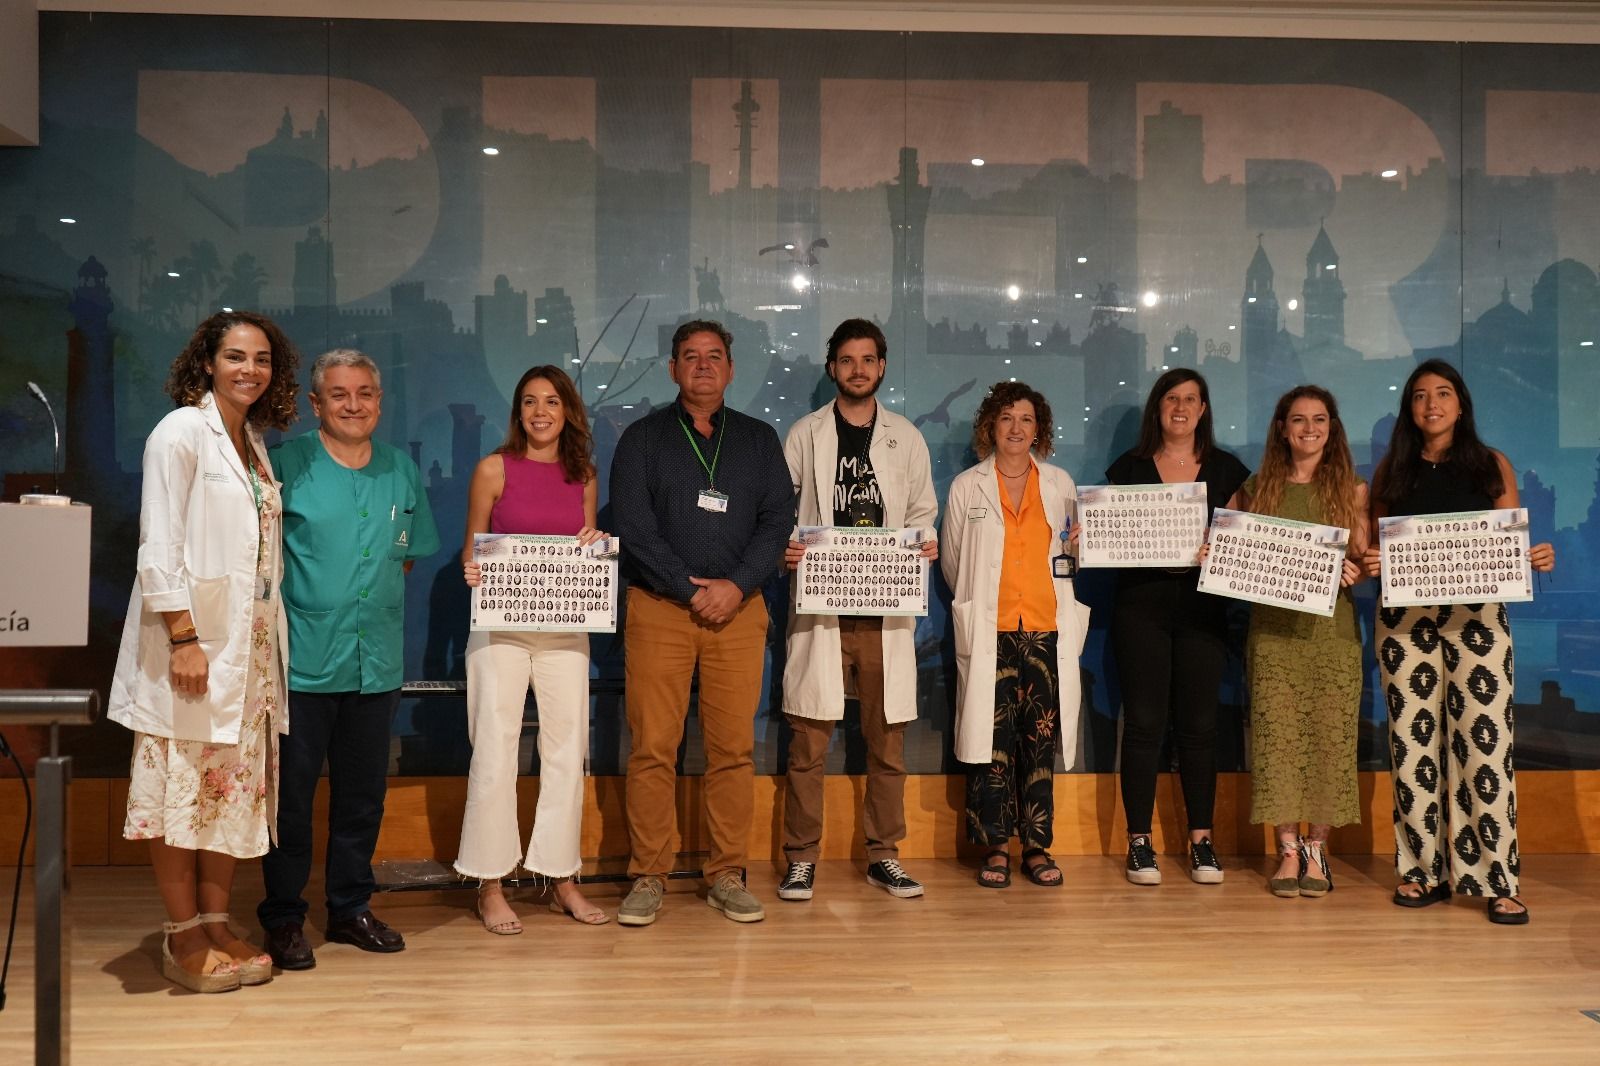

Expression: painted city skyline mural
xmin=2 ymin=15 xmax=1599 ymax=776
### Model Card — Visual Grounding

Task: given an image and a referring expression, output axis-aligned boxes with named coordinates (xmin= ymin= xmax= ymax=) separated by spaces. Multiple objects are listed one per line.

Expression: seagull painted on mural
xmin=758 ymin=237 xmax=829 ymax=267
xmin=913 ymin=378 xmax=978 ymax=429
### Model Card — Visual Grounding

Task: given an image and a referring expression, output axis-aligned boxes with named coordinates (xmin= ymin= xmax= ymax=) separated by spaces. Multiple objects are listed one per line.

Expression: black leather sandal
xmin=1487 ymin=896 xmax=1530 ymax=925
xmin=1021 ymin=848 xmax=1063 ymax=887
xmin=976 ymin=849 xmax=1011 ymax=889
xmin=1392 ymin=882 xmax=1451 ymax=908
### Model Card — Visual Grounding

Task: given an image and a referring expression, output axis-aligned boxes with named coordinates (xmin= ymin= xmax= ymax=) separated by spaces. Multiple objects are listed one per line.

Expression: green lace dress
xmin=1244 ymin=478 xmax=1363 ymax=827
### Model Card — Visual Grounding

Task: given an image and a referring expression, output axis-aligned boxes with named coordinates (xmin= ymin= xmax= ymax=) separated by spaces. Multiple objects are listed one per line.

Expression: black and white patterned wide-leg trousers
xmin=1377 ymin=603 xmax=1519 ymax=898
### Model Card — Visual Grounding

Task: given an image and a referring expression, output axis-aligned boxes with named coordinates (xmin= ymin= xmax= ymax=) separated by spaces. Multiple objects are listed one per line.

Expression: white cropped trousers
xmin=455 ymin=629 xmax=590 ymax=879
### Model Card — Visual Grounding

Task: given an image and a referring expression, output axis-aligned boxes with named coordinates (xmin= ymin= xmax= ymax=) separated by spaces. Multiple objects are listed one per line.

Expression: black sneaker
xmin=777 ymin=861 xmax=815 ymax=901
xmin=1125 ymin=835 xmax=1161 ymax=886
xmin=1188 ymin=836 xmax=1224 ymax=884
xmin=866 ymin=859 xmax=924 ymax=898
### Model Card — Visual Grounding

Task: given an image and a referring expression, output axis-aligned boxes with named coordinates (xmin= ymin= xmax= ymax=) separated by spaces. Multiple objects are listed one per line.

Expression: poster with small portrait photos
xmin=1076 ymin=482 xmax=1207 ymax=568
xmin=794 ymin=526 xmax=930 ymax=616
xmin=471 ymin=534 xmax=620 ymax=632
xmin=1198 ymin=508 xmax=1349 ymax=617
xmin=1378 ymin=508 xmax=1533 ymax=608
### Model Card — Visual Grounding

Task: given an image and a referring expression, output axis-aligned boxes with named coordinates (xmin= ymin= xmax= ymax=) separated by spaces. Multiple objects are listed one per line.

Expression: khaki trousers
xmin=782 ymin=616 xmax=907 ymax=864
xmin=624 ymin=586 xmax=768 ymax=881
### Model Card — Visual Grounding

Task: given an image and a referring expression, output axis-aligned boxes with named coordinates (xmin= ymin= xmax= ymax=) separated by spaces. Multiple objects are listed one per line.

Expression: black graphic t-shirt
xmin=832 ymin=406 xmax=884 ymax=527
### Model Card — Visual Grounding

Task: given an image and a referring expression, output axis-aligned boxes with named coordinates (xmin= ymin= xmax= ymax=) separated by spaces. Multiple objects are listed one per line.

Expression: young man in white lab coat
xmin=778 ymin=318 xmax=938 ymax=901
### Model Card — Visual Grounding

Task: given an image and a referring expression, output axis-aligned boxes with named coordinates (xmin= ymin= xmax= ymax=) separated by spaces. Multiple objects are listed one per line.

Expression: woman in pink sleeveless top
xmin=457 ymin=365 xmax=609 ymax=930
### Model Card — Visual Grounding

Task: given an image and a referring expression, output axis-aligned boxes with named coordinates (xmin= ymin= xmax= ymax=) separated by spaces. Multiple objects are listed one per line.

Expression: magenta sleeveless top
xmin=489 ymin=454 xmax=585 ymax=535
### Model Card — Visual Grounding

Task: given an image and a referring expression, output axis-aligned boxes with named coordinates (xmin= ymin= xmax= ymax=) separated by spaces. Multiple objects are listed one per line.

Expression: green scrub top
xmin=271 ymin=432 xmax=441 ymax=693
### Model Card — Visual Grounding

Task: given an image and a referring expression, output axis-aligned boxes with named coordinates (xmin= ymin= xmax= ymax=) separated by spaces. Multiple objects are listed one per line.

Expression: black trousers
xmin=258 ymin=688 xmax=399 ymax=929
xmin=1112 ymin=576 xmax=1227 ymax=835
xmin=966 ymin=630 xmax=1060 ymax=850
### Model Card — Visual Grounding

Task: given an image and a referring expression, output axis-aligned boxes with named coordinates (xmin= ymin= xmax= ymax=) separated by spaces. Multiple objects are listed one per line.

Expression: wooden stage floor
xmin=2 ymin=855 xmax=1599 ymax=1064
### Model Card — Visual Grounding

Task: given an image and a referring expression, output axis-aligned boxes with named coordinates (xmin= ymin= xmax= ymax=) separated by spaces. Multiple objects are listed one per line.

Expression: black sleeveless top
xmin=1388 ymin=460 xmax=1494 ymax=517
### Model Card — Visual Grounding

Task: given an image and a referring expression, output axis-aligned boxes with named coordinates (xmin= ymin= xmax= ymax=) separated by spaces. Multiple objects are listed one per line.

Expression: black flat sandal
xmin=1487 ymin=896 xmax=1530 ymax=925
xmin=1021 ymin=848 xmax=1063 ymax=888
xmin=1392 ymin=882 xmax=1451 ymax=908
xmin=976 ymin=849 xmax=1011 ymax=889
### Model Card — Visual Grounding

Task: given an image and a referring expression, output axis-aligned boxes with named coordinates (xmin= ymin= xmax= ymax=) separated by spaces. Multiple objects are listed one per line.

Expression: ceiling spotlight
xmin=1287 ymin=298 xmax=1299 ymax=310
xmin=167 ymin=271 xmax=181 ymax=277
xmin=59 ymin=217 xmax=76 ymax=224
xmin=1381 ymin=168 xmax=1399 ymax=178
xmin=790 ymin=273 xmax=808 ymax=292
xmin=1141 ymin=291 xmax=1159 ymax=308
xmin=1076 ymin=256 xmax=1088 ymax=264
xmin=970 ymin=157 xmax=985 ymax=167
xmin=1006 ymin=284 xmax=1021 ymax=301
xmin=482 ymin=147 xmax=500 ymax=156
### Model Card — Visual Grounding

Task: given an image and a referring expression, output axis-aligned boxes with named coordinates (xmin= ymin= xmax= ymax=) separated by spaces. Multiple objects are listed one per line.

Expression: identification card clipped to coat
xmin=1052 ymin=526 xmax=1077 ymax=579
xmin=698 ymin=489 xmax=729 ymax=513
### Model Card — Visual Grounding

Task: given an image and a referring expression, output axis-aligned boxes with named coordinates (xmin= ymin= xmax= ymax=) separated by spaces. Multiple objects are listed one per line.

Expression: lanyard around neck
xmin=678 ymin=409 xmax=726 ymax=490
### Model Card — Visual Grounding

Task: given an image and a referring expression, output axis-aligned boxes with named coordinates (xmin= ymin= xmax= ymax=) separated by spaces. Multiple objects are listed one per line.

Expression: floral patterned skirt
xmin=124 ymin=603 xmax=281 ymax=859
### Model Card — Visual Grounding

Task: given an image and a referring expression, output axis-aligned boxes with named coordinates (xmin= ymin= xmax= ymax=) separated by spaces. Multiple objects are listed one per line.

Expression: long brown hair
xmin=1252 ymin=384 xmax=1360 ymax=534
xmin=972 ymin=380 xmax=1054 ymax=459
xmin=496 ymin=365 xmax=595 ymax=484
xmin=165 ymin=310 xmax=299 ymax=430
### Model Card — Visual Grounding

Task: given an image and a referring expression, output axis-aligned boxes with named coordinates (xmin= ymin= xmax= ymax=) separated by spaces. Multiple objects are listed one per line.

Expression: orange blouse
xmin=996 ymin=464 xmax=1057 ymax=633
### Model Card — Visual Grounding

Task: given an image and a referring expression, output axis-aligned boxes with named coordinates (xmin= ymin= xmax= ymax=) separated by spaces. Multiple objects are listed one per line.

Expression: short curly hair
xmin=972 ymin=380 xmax=1054 ymax=459
xmin=165 ymin=310 xmax=300 ymax=431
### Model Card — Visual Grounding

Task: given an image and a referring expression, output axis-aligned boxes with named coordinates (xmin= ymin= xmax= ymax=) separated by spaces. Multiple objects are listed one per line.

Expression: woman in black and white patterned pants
xmin=1364 ymin=360 xmax=1556 ymax=925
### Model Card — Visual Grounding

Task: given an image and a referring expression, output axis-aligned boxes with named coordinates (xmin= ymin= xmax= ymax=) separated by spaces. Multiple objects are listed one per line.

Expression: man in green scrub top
xmin=258 ymin=348 xmax=439 ymax=970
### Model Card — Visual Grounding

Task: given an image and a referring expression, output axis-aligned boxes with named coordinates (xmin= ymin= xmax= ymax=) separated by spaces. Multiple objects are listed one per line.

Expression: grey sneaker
xmin=706 ymin=871 xmax=766 ymax=923
xmin=617 ymin=875 xmax=666 ymax=926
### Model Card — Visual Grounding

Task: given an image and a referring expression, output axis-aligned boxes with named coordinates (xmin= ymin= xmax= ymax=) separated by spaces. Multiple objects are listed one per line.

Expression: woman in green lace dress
xmin=1231 ymin=385 xmax=1367 ymax=899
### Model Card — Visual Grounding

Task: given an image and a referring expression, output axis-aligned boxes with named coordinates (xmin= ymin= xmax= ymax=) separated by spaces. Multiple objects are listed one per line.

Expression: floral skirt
xmin=124 ymin=605 xmax=281 ymax=859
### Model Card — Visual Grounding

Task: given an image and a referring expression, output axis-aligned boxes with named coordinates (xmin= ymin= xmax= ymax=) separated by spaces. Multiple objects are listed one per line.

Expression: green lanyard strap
xmin=678 ymin=410 xmax=726 ymax=490
xmin=246 ymin=452 xmax=264 ymax=513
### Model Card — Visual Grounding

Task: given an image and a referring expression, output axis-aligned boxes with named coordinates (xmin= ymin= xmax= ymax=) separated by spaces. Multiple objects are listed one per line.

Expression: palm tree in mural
xmin=169 ymin=254 xmax=202 ymax=324
xmin=219 ymin=252 xmax=268 ymax=311
xmin=130 ymin=236 xmax=156 ymax=313
xmin=146 ymin=272 xmax=186 ymax=332
xmin=186 ymin=240 xmax=223 ymax=316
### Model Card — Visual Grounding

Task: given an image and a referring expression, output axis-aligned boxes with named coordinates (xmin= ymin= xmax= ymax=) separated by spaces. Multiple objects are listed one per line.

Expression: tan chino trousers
xmin=623 ymin=586 xmax=768 ymax=882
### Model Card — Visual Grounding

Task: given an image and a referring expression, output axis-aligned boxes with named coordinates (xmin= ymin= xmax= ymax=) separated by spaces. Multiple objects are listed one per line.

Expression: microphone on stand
xmin=23 ymin=382 xmax=68 ymax=504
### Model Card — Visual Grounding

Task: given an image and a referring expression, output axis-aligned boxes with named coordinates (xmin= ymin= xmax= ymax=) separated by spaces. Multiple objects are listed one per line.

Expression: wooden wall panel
xmin=5 ymin=770 xmax=1599 ymax=867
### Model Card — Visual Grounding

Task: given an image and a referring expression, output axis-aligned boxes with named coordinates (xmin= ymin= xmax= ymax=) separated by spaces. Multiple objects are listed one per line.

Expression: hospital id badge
xmin=697 ymin=489 xmax=729 ymax=513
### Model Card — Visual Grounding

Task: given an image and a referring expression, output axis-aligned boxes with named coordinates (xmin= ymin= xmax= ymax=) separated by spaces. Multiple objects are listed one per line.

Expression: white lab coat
xmin=940 ymin=456 xmax=1089 ymax=766
xmin=782 ymin=400 xmax=938 ymax=725
xmin=108 ymin=395 xmax=290 ymax=744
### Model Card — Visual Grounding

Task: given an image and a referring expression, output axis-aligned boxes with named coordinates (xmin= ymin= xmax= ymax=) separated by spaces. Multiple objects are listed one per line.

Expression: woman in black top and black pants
xmin=1108 ymin=369 xmax=1250 ymax=886
xmin=1361 ymin=359 xmax=1555 ymax=924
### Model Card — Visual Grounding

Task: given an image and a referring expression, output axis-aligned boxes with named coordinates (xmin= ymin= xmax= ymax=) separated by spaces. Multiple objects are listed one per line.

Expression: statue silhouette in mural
xmin=695 ymin=258 xmax=725 ymax=313
xmin=1089 ymin=281 xmax=1133 ymax=329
